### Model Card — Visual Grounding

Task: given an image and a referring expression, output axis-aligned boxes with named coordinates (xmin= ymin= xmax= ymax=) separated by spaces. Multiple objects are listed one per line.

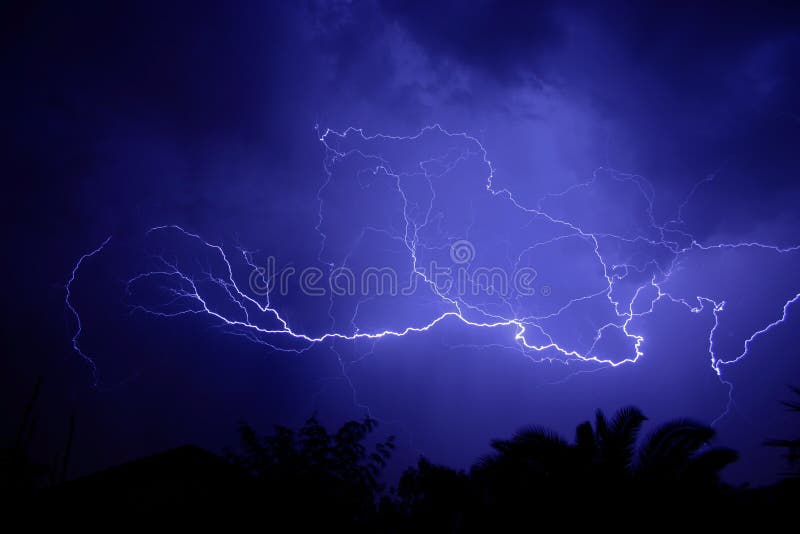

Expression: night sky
xmin=2 ymin=1 xmax=800 ymax=486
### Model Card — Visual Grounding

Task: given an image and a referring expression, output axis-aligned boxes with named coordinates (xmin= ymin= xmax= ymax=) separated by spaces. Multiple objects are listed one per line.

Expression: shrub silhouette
xmin=227 ymin=414 xmax=395 ymax=528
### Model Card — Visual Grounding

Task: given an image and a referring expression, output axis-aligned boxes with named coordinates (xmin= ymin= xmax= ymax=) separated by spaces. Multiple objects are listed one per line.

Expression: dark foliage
xmin=8 ymin=395 xmax=800 ymax=527
xmin=226 ymin=415 xmax=395 ymax=529
xmin=397 ymin=406 xmax=738 ymax=527
xmin=397 ymin=457 xmax=472 ymax=531
xmin=1 ymin=379 xmax=69 ymax=503
xmin=765 ymin=385 xmax=800 ymax=477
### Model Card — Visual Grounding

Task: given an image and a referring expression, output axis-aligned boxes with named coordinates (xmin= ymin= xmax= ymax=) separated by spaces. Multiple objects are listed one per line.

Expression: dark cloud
xmin=379 ymin=0 xmax=800 ymax=238
xmin=381 ymin=0 xmax=563 ymax=82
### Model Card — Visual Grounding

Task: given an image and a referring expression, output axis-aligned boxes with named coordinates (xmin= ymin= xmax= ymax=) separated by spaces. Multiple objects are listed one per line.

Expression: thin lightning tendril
xmin=65 ymin=235 xmax=112 ymax=386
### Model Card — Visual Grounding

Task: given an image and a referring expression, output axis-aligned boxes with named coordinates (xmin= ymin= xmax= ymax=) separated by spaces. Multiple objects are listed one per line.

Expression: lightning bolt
xmin=66 ymin=125 xmax=799 ymax=425
xmin=65 ymin=235 xmax=112 ymax=386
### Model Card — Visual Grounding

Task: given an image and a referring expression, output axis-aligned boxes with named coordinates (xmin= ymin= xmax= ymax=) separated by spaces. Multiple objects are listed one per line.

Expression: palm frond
xmin=638 ymin=419 xmax=715 ymax=474
xmin=510 ymin=425 xmax=569 ymax=447
xmin=685 ymin=447 xmax=738 ymax=482
xmin=603 ymin=406 xmax=647 ymax=468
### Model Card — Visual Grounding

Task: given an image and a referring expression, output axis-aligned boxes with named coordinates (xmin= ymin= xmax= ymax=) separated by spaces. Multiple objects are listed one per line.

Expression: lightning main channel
xmin=66 ymin=125 xmax=799 ymax=422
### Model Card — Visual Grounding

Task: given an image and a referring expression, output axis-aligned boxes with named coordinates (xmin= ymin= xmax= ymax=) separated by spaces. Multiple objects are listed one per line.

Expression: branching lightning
xmin=66 ymin=125 xmax=799 ymax=423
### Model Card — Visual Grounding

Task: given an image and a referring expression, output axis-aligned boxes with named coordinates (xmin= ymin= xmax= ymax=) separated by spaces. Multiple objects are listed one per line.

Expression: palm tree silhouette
xmin=636 ymin=418 xmax=738 ymax=488
xmin=462 ymin=406 xmax=736 ymax=518
xmin=575 ymin=406 xmax=648 ymax=478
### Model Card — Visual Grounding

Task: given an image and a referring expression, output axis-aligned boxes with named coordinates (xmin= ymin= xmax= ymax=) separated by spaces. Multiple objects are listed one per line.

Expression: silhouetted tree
xmin=1 ymin=378 xmax=51 ymax=501
xmin=397 ymin=457 xmax=472 ymax=531
xmin=635 ymin=418 xmax=738 ymax=509
xmin=227 ymin=415 xmax=394 ymax=529
xmin=765 ymin=385 xmax=800 ymax=477
xmin=398 ymin=406 xmax=737 ymax=526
